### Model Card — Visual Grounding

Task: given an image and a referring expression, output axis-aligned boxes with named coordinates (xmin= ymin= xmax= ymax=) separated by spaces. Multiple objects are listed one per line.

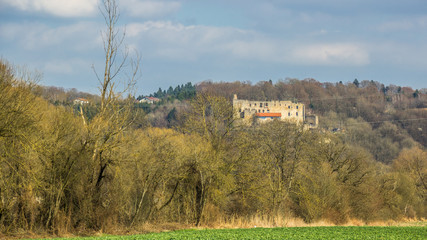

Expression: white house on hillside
xmin=73 ymin=98 xmax=89 ymax=105
xmin=139 ymin=96 xmax=160 ymax=104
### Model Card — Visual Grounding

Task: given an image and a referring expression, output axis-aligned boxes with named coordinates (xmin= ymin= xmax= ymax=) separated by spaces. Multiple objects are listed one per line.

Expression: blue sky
xmin=1 ymin=0 xmax=426 ymax=96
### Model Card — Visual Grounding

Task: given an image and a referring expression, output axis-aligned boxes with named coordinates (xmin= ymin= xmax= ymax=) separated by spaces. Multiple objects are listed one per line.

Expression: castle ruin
xmin=232 ymin=94 xmax=318 ymax=127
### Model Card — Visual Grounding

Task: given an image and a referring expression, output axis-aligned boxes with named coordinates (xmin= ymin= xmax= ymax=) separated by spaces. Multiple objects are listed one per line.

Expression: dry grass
xmin=199 ymin=214 xmax=427 ymax=230
xmin=203 ymin=214 xmax=334 ymax=229
xmin=2 ymin=217 xmax=425 ymax=239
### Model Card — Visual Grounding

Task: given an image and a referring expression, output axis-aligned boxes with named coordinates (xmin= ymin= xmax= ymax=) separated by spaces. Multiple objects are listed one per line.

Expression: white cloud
xmin=1 ymin=0 xmax=182 ymax=18
xmin=127 ymin=21 xmax=254 ymax=61
xmin=0 ymin=21 xmax=100 ymax=51
xmin=127 ymin=21 xmax=193 ymax=37
xmin=0 ymin=0 xmax=98 ymax=17
xmin=291 ymin=43 xmax=370 ymax=66
xmin=0 ymin=17 xmax=372 ymax=74
xmin=126 ymin=21 xmax=370 ymax=66
xmin=121 ymin=0 xmax=181 ymax=18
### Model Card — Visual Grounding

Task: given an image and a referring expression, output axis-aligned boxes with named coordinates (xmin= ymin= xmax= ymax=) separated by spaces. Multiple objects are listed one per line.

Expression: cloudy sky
xmin=1 ymin=0 xmax=426 ymax=95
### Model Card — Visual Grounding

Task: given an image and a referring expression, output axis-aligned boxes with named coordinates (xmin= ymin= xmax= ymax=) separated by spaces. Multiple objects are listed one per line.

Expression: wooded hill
xmin=195 ymin=80 xmax=427 ymax=161
xmin=136 ymin=79 xmax=426 ymax=164
xmin=1 ymin=58 xmax=426 ymax=237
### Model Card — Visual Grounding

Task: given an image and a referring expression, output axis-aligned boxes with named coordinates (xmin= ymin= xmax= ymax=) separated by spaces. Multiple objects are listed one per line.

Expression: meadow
xmin=32 ymin=226 xmax=427 ymax=240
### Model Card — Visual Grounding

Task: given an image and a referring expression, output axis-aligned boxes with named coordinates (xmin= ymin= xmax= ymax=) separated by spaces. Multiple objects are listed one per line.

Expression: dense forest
xmin=1 ymin=57 xmax=426 ymax=237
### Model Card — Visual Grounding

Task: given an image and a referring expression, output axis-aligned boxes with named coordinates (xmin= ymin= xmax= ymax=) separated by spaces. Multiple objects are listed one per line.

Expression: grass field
xmin=33 ymin=226 xmax=427 ymax=240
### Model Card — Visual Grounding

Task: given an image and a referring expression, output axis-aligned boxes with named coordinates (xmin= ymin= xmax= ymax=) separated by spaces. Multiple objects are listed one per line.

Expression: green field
xmin=34 ymin=226 xmax=427 ymax=240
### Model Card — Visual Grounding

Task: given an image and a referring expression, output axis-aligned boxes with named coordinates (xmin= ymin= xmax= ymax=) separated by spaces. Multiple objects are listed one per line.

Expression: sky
xmin=1 ymin=0 xmax=426 ymax=96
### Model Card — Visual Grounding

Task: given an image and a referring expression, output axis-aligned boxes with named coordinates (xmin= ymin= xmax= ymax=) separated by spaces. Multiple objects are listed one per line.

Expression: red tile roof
xmin=147 ymin=97 xmax=160 ymax=101
xmin=255 ymin=112 xmax=282 ymax=117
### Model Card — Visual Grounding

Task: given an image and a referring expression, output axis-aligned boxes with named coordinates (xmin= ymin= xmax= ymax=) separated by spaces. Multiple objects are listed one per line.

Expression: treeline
xmin=1 ymin=59 xmax=426 ymax=236
xmin=196 ymin=79 xmax=427 ymax=111
xmin=139 ymin=82 xmax=196 ymax=102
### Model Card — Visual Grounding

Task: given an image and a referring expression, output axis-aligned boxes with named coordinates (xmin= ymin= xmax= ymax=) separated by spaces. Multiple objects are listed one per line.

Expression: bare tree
xmin=93 ymin=0 xmax=140 ymax=113
xmin=81 ymin=0 xmax=141 ymax=227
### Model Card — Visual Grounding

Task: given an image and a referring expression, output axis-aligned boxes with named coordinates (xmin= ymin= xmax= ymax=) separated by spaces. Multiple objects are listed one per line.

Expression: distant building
xmin=73 ymin=98 xmax=89 ymax=105
xmin=232 ymin=94 xmax=317 ymax=127
xmin=139 ymin=96 xmax=160 ymax=104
